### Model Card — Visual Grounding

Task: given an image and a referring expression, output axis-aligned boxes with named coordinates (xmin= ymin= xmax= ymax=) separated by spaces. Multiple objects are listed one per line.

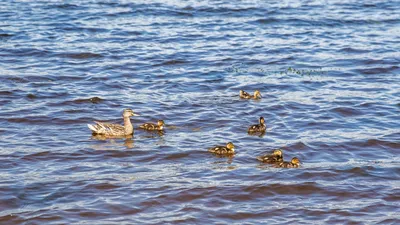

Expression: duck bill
xmin=133 ymin=113 xmax=140 ymax=116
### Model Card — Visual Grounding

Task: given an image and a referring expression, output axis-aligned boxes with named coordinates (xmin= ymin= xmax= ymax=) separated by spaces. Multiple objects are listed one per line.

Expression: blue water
xmin=0 ymin=0 xmax=399 ymax=224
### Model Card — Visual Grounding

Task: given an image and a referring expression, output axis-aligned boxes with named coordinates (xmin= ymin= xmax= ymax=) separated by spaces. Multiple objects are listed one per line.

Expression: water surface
xmin=0 ymin=0 xmax=399 ymax=224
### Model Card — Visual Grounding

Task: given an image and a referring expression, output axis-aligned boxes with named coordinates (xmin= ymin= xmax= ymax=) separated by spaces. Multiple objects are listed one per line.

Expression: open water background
xmin=0 ymin=0 xmax=399 ymax=224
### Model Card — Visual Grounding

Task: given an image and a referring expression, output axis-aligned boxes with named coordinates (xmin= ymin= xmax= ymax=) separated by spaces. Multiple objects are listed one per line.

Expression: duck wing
xmin=88 ymin=121 xmax=125 ymax=135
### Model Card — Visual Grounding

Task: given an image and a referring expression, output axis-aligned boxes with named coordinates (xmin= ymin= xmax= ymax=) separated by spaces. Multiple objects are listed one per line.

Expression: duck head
xmin=273 ymin=149 xmax=283 ymax=157
xmin=226 ymin=142 xmax=235 ymax=152
xmin=259 ymin=116 xmax=265 ymax=125
xmin=123 ymin=109 xmax=139 ymax=117
xmin=291 ymin=157 xmax=300 ymax=166
xmin=254 ymin=90 xmax=262 ymax=99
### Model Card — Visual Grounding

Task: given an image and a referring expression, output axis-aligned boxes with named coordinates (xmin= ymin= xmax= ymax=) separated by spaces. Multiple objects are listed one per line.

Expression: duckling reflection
xmin=208 ymin=142 xmax=235 ymax=156
xmin=276 ymin=157 xmax=300 ymax=168
xmin=257 ymin=149 xmax=283 ymax=164
xmin=240 ymin=90 xmax=262 ymax=99
xmin=141 ymin=130 xmax=165 ymax=138
xmin=87 ymin=109 xmax=139 ymax=136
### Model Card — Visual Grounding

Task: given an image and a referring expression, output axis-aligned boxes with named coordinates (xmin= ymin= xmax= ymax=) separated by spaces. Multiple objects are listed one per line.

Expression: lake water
xmin=0 ymin=0 xmax=399 ymax=224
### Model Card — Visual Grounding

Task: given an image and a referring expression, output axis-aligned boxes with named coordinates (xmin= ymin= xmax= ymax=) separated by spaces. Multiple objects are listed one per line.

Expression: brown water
xmin=0 ymin=0 xmax=399 ymax=224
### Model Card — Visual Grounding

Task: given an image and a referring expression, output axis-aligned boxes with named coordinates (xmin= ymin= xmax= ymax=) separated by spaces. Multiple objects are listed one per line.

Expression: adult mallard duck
xmin=208 ymin=142 xmax=235 ymax=155
xmin=248 ymin=117 xmax=266 ymax=133
xmin=139 ymin=120 xmax=165 ymax=131
xmin=276 ymin=157 xmax=300 ymax=168
xmin=87 ymin=109 xmax=139 ymax=136
xmin=256 ymin=149 xmax=283 ymax=163
xmin=240 ymin=90 xmax=262 ymax=99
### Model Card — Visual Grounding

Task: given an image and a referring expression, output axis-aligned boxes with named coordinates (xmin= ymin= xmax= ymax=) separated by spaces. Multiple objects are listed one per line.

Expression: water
xmin=1 ymin=0 xmax=399 ymax=224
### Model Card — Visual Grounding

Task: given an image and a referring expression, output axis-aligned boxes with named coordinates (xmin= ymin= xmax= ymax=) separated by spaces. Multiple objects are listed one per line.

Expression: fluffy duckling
xmin=139 ymin=120 xmax=165 ymax=131
xmin=248 ymin=117 xmax=266 ymax=133
xmin=277 ymin=157 xmax=300 ymax=168
xmin=256 ymin=149 xmax=283 ymax=163
xmin=208 ymin=142 xmax=235 ymax=155
xmin=240 ymin=90 xmax=262 ymax=99
xmin=87 ymin=109 xmax=139 ymax=136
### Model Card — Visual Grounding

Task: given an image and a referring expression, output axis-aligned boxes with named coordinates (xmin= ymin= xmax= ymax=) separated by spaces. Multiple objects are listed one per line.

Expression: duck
xmin=208 ymin=142 xmax=235 ymax=155
xmin=139 ymin=120 xmax=165 ymax=131
xmin=256 ymin=149 xmax=283 ymax=163
xmin=248 ymin=117 xmax=266 ymax=133
xmin=87 ymin=108 xmax=139 ymax=136
xmin=240 ymin=90 xmax=262 ymax=99
xmin=276 ymin=157 xmax=300 ymax=168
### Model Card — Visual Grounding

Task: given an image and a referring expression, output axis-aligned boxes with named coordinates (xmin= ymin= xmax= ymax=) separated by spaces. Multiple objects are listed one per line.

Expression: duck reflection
xmin=90 ymin=134 xmax=134 ymax=149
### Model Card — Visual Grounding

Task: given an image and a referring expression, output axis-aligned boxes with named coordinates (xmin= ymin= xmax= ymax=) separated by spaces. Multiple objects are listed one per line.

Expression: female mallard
xmin=277 ymin=157 xmax=300 ymax=168
xmin=87 ymin=109 xmax=139 ymax=136
xmin=256 ymin=149 xmax=283 ymax=163
xmin=139 ymin=120 xmax=165 ymax=131
xmin=240 ymin=90 xmax=262 ymax=99
xmin=248 ymin=117 xmax=266 ymax=133
xmin=208 ymin=142 xmax=235 ymax=155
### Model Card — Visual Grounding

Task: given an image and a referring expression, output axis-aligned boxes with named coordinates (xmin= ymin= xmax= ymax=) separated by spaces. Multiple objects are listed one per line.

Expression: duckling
xmin=208 ymin=142 xmax=235 ymax=155
xmin=256 ymin=149 xmax=283 ymax=163
xmin=139 ymin=120 xmax=165 ymax=131
xmin=87 ymin=109 xmax=139 ymax=136
xmin=248 ymin=117 xmax=266 ymax=133
xmin=277 ymin=157 xmax=300 ymax=168
xmin=240 ymin=90 xmax=262 ymax=99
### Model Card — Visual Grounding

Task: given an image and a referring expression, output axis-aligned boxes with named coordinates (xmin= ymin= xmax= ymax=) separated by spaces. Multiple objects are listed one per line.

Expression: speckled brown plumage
xmin=248 ymin=117 xmax=266 ymax=133
xmin=257 ymin=149 xmax=283 ymax=163
xmin=240 ymin=90 xmax=262 ymax=99
xmin=140 ymin=120 xmax=165 ymax=131
xmin=276 ymin=157 xmax=300 ymax=168
xmin=208 ymin=142 xmax=235 ymax=155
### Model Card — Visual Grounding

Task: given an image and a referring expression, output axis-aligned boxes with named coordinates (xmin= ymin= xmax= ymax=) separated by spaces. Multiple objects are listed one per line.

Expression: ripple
xmin=332 ymin=107 xmax=363 ymax=117
xmin=59 ymin=52 xmax=103 ymax=59
xmin=0 ymin=0 xmax=399 ymax=224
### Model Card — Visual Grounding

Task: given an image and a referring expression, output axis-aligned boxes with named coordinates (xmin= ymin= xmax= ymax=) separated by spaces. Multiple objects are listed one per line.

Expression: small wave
xmin=1 ymin=48 xmax=52 ymax=57
xmin=26 ymin=94 xmax=36 ymax=99
xmin=71 ymin=97 xmax=104 ymax=104
xmin=285 ymin=141 xmax=312 ymax=150
xmin=352 ymin=139 xmax=400 ymax=149
xmin=332 ymin=107 xmax=363 ymax=117
xmin=85 ymin=183 xmax=122 ymax=191
xmin=355 ymin=66 xmax=399 ymax=75
xmin=0 ymin=33 xmax=13 ymax=39
xmin=60 ymin=52 xmax=103 ymax=59
xmin=253 ymin=18 xmax=280 ymax=24
xmin=0 ymin=91 xmax=13 ymax=96
xmin=53 ymin=4 xmax=80 ymax=9
xmin=339 ymin=47 xmax=370 ymax=53
xmin=154 ymin=60 xmax=188 ymax=66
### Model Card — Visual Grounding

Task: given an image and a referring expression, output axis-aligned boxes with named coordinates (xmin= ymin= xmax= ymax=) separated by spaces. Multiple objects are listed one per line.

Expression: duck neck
xmin=123 ymin=116 xmax=133 ymax=135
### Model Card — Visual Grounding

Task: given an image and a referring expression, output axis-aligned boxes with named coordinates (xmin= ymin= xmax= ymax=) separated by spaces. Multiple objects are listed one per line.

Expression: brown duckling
xmin=139 ymin=120 xmax=165 ymax=131
xmin=87 ymin=109 xmax=139 ymax=136
xmin=240 ymin=90 xmax=262 ymax=99
xmin=277 ymin=157 xmax=300 ymax=168
xmin=248 ymin=117 xmax=266 ymax=133
xmin=208 ymin=142 xmax=235 ymax=155
xmin=256 ymin=149 xmax=283 ymax=163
